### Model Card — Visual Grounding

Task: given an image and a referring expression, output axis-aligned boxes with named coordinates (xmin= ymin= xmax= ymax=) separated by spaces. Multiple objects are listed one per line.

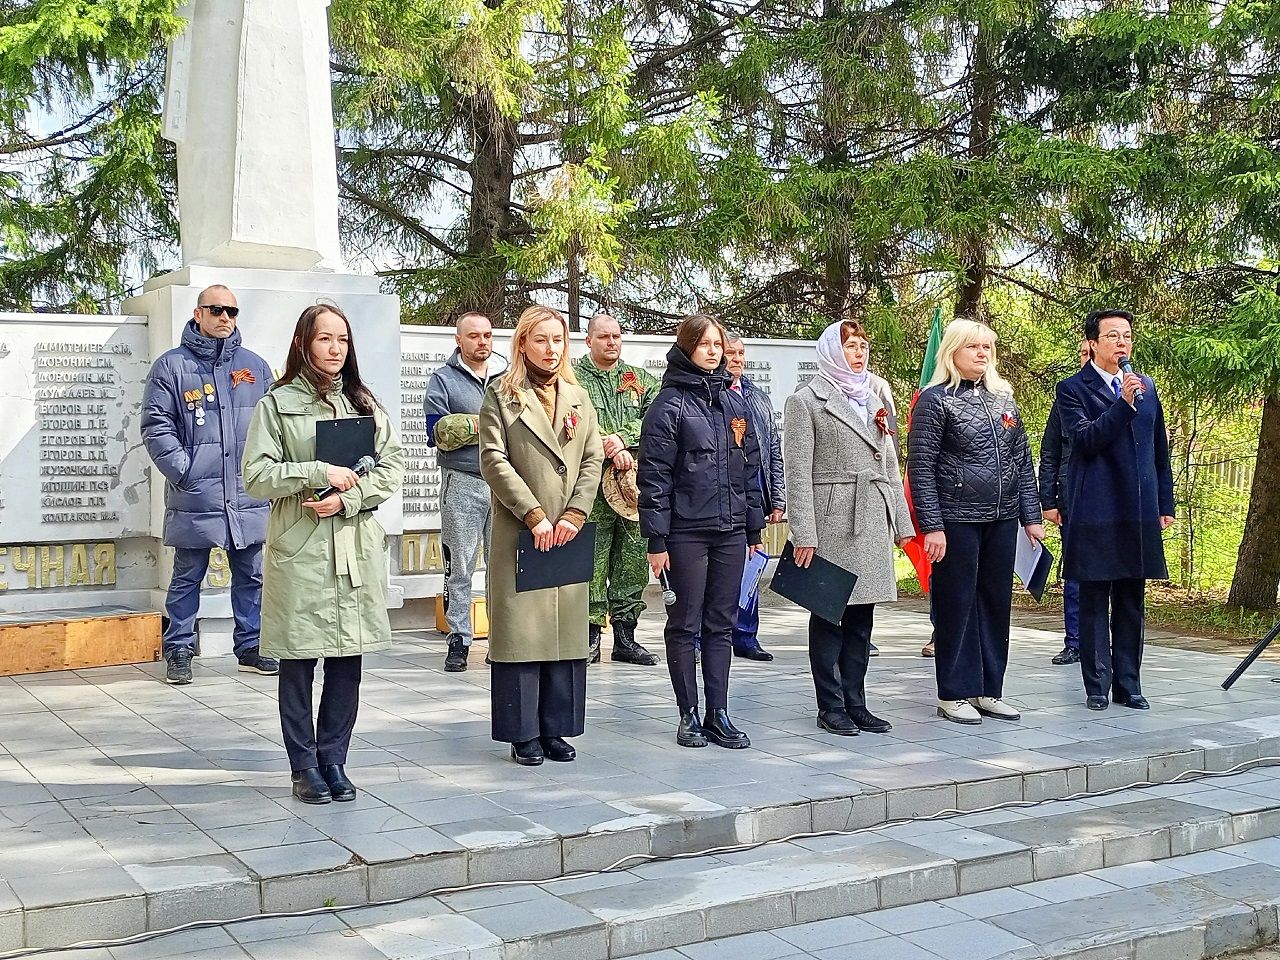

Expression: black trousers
xmin=809 ymin=604 xmax=874 ymax=712
xmin=930 ymin=518 xmax=1018 ymax=701
xmin=1078 ymin=578 xmax=1145 ymax=700
xmin=490 ymin=660 xmax=587 ymax=743
xmin=664 ymin=531 xmax=746 ymax=713
xmin=278 ymin=656 xmax=362 ymax=772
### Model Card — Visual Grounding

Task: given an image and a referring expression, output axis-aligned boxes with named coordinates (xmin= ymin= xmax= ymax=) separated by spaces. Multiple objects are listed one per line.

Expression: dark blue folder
xmin=515 ymin=523 xmax=597 ymax=593
xmin=768 ymin=541 xmax=858 ymax=625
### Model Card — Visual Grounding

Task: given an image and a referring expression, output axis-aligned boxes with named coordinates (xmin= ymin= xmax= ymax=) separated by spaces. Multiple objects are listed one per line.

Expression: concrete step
xmin=26 ymin=769 xmax=1280 ymax=960
xmin=4 ymin=731 xmax=1279 ymax=954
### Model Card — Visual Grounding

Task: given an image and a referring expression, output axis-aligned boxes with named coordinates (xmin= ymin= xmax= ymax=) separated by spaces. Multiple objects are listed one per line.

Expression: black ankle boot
xmin=291 ymin=767 xmax=332 ymax=804
xmin=588 ymin=624 xmax=602 ymax=664
xmin=510 ymin=738 xmax=544 ymax=766
xmin=847 ymin=705 xmax=893 ymax=734
xmin=320 ymin=764 xmax=357 ymax=801
xmin=540 ymin=736 xmax=576 ymax=761
xmin=702 ymin=709 xmax=750 ymax=749
xmin=677 ymin=709 xmax=707 ymax=748
xmin=816 ymin=709 xmax=859 ymax=736
xmin=611 ymin=619 xmax=659 ymax=665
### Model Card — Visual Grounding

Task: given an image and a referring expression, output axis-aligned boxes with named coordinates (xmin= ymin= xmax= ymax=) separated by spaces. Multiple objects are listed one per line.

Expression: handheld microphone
xmin=312 ymin=455 xmax=377 ymax=501
xmin=1117 ymin=357 xmax=1144 ymax=403
xmin=659 ymin=570 xmax=677 ymax=606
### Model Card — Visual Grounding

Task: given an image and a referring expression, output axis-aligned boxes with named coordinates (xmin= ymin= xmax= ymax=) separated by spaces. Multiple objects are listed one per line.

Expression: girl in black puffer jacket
xmin=638 ymin=314 xmax=765 ymax=750
xmin=907 ymin=319 xmax=1044 ymax=727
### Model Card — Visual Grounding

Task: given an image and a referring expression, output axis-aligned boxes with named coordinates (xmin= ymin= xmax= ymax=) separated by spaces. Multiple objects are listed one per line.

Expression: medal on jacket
xmin=1001 ymin=411 xmax=1018 ymax=430
xmin=564 ymin=410 xmax=580 ymax=439
xmin=874 ymin=408 xmax=895 ymax=436
xmin=231 ymin=368 xmax=257 ymax=387
xmin=617 ymin=370 xmax=643 ymax=402
xmin=731 ymin=417 xmax=747 ymax=447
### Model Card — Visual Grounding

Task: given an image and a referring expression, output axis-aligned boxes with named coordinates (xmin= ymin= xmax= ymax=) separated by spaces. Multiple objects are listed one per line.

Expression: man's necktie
xmin=1112 ymin=377 xmax=1122 ymax=400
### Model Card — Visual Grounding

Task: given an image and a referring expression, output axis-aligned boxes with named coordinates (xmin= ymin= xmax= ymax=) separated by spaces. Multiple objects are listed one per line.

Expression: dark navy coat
xmin=141 ymin=321 xmax=273 ymax=550
xmin=1056 ymin=364 xmax=1174 ymax=582
xmin=637 ymin=346 xmax=766 ymax=552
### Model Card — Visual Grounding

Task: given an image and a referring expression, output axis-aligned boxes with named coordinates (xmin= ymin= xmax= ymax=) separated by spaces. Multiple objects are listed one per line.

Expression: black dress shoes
xmin=677 ymin=710 xmax=708 ymax=747
xmin=703 ymin=709 xmax=750 ymax=749
xmin=816 ymin=709 xmax=859 ymax=736
xmin=540 ymin=736 xmax=576 ymax=762
xmin=292 ymin=767 xmax=332 ymax=804
xmin=734 ymin=645 xmax=774 ymax=662
xmin=847 ymin=705 xmax=893 ymax=733
xmin=1052 ymin=645 xmax=1081 ymax=665
xmin=1116 ymin=695 xmax=1150 ymax=710
xmin=510 ymin=739 xmax=544 ymax=766
xmin=320 ymin=764 xmax=356 ymax=802
xmin=1086 ymin=696 xmax=1109 ymax=711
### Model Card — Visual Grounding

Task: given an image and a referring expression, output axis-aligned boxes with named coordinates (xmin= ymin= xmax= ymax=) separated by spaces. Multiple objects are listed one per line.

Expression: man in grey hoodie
xmin=425 ymin=311 xmax=507 ymax=671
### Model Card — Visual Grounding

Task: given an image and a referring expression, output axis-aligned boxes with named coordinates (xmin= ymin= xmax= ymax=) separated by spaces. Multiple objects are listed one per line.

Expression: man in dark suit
xmin=1055 ymin=309 xmax=1175 ymax=712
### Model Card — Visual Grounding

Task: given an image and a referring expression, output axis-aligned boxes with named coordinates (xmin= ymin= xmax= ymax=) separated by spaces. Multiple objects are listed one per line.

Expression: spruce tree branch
xmin=337 ymin=175 xmax=462 ymax=259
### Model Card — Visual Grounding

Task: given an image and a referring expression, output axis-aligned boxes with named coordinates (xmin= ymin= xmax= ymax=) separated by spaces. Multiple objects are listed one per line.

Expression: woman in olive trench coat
xmin=243 ymin=305 xmax=404 ymax=804
xmin=480 ymin=305 xmax=603 ymax=766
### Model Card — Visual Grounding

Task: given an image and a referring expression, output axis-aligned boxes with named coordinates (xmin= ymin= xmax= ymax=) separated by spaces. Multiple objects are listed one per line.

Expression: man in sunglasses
xmin=142 ymin=285 xmax=278 ymax=684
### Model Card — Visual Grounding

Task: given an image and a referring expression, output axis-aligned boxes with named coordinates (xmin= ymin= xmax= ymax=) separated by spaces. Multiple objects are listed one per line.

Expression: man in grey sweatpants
xmin=425 ymin=311 xmax=506 ymax=672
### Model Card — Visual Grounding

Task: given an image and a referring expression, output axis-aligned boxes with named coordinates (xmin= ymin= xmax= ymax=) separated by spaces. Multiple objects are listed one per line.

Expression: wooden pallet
xmin=0 ymin=610 xmax=162 ymax=676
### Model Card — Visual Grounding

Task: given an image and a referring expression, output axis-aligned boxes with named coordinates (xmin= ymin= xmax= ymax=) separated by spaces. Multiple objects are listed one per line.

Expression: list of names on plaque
xmin=399 ymin=350 xmax=449 ymax=527
xmin=35 ymin=341 xmax=128 ymax=526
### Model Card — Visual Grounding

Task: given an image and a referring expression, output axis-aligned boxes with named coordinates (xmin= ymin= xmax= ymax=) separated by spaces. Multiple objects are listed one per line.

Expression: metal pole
xmin=1222 ymin=620 xmax=1280 ymax=690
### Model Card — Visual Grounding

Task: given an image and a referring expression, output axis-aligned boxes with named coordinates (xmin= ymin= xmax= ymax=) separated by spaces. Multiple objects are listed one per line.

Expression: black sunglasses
xmin=199 ymin=304 xmax=240 ymax=318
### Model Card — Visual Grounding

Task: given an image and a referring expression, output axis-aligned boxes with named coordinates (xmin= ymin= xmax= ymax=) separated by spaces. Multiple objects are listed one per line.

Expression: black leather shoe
xmin=677 ymin=710 xmax=707 ymax=747
xmin=702 ymin=709 xmax=750 ymax=749
xmin=1117 ymin=694 xmax=1150 ymax=710
xmin=588 ymin=624 xmax=602 ymax=665
xmin=1086 ymin=696 xmax=1109 ymax=711
xmin=734 ymin=645 xmax=774 ymax=661
xmin=816 ymin=709 xmax=858 ymax=736
xmin=847 ymin=705 xmax=893 ymax=733
xmin=319 ymin=764 xmax=356 ymax=802
xmin=540 ymin=736 xmax=576 ymax=762
xmin=1052 ymin=645 xmax=1081 ymax=665
xmin=510 ymin=739 xmax=544 ymax=766
xmin=611 ymin=619 xmax=660 ymax=665
xmin=291 ymin=767 xmax=332 ymax=804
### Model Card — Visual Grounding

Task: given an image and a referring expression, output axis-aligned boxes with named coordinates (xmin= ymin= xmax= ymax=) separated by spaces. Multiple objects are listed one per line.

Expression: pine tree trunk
xmin=954 ymin=25 xmax=996 ymax=319
xmin=466 ymin=87 xmax=516 ymax=319
xmin=1228 ymin=394 xmax=1280 ymax=610
xmin=820 ymin=0 xmax=850 ymax=316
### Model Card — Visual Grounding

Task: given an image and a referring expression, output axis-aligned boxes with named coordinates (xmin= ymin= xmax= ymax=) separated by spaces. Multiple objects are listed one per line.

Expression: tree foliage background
xmin=2 ymin=0 xmax=1280 ymax=607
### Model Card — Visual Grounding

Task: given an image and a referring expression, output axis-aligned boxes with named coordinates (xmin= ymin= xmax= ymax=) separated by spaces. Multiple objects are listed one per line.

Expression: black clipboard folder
xmin=768 ymin=541 xmax=859 ymax=625
xmin=316 ymin=416 xmax=376 ymax=467
xmin=515 ymin=523 xmax=597 ymax=593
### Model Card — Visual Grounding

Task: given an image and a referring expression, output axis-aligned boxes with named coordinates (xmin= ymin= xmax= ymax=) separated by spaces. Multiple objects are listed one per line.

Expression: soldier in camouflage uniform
xmin=573 ymin=313 xmax=662 ymax=666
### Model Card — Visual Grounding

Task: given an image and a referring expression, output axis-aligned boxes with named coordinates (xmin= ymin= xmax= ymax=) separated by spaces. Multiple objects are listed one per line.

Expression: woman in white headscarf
xmin=783 ymin=320 xmax=916 ymax=736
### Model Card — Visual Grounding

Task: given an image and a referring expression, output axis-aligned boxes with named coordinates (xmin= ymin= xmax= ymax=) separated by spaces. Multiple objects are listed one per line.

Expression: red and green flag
xmin=902 ymin=306 xmax=944 ymax=593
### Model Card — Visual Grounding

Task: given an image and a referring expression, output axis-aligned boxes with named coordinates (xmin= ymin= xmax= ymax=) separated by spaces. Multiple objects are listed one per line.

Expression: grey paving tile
xmin=812 ymin=937 xmax=945 ymax=960
xmin=678 ymin=931 xmax=798 ymax=960
xmin=902 ymin=919 xmax=1032 ymax=960
xmin=866 ymin=901 xmax=972 ymax=935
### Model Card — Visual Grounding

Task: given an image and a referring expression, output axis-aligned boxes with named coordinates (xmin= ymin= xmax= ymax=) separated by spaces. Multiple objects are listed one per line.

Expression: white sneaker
xmin=937 ymin=699 xmax=982 ymax=725
xmin=972 ymin=697 xmax=1021 ymax=721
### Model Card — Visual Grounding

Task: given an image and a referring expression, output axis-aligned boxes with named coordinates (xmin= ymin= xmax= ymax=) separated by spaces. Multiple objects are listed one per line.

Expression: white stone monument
xmin=162 ymin=0 xmax=343 ymax=271
xmin=120 ymin=0 xmax=404 ymax=650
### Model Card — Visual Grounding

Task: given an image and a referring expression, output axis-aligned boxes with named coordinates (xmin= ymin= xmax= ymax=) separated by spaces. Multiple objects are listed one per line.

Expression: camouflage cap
xmin=601 ymin=463 xmax=640 ymax=521
xmin=434 ymin=413 xmax=480 ymax=452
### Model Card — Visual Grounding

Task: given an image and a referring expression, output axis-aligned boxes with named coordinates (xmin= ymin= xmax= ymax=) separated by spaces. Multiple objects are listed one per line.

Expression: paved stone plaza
xmin=6 ymin=599 xmax=1280 ymax=959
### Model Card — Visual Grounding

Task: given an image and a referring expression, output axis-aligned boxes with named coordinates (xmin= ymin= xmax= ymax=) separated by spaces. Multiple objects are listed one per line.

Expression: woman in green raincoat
xmin=243 ymin=304 xmax=404 ymax=805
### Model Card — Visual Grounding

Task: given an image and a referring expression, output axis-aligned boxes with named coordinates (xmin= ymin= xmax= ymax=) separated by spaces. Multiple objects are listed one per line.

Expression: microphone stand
xmin=1221 ymin=620 xmax=1280 ymax=690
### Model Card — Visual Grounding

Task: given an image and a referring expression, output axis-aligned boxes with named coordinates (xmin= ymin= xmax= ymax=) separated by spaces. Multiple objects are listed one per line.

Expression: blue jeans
xmin=163 ymin=545 xmax=262 ymax=661
xmin=1063 ymin=578 xmax=1080 ymax=650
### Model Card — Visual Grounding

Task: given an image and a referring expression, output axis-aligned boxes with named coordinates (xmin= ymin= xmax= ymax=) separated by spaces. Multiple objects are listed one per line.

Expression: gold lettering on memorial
xmin=206 ymin=548 xmax=231 ymax=588
xmin=40 ymin=545 xmax=65 ymax=587
xmin=0 ymin=542 xmax=117 ymax=591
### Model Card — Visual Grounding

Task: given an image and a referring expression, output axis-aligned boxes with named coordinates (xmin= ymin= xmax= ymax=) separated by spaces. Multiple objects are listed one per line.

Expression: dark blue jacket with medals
xmin=1055 ymin=363 xmax=1174 ymax=582
xmin=637 ymin=345 xmax=766 ymax=553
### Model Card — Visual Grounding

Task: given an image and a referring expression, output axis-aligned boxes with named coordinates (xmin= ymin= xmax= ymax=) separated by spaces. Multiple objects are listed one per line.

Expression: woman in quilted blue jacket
xmin=906 ymin=319 xmax=1044 ymax=726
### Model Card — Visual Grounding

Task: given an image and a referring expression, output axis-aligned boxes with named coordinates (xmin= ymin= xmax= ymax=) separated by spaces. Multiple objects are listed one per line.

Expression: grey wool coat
xmin=783 ymin=376 xmax=916 ymax=605
xmin=479 ymin=378 xmax=604 ymax=662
